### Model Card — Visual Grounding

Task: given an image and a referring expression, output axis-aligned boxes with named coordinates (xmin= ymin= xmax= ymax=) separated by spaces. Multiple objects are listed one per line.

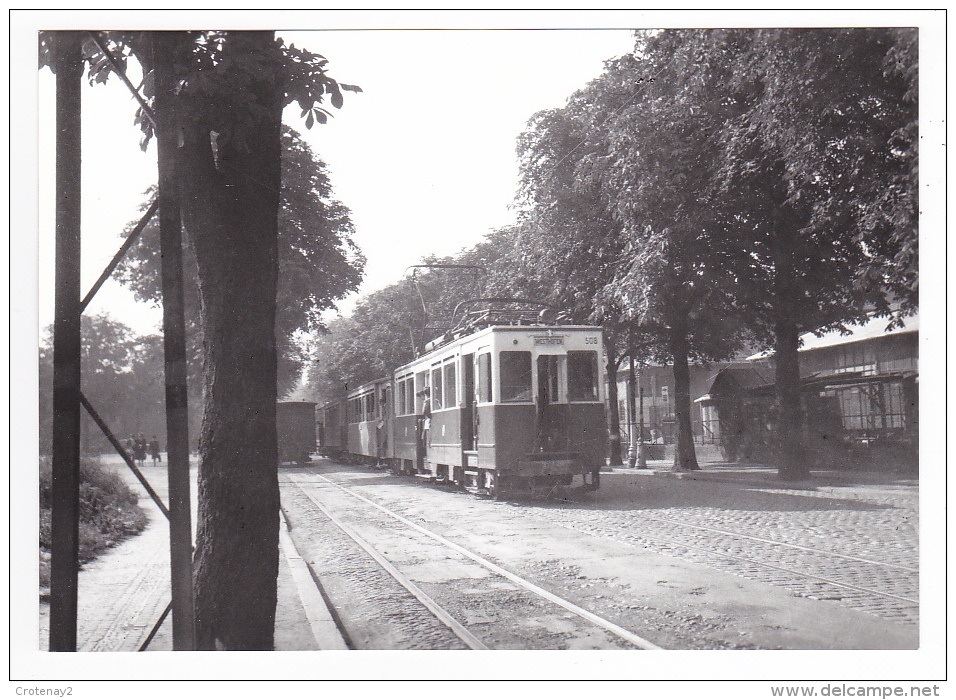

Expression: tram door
xmin=536 ymin=354 xmax=568 ymax=453
xmin=461 ymin=354 xmax=475 ymax=451
xmin=474 ymin=350 xmax=492 ymax=456
xmin=415 ymin=370 xmax=428 ymax=472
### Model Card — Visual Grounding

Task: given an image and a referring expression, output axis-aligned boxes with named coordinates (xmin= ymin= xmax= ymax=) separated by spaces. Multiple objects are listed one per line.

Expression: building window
xmin=823 ymin=379 xmax=907 ymax=435
xmin=836 ymin=343 xmax=876 ymax=376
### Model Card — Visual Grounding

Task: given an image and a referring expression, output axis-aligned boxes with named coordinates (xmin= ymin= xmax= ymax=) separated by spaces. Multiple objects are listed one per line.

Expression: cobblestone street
xmin=277 ymin=460 xmax=919 ymax=651
xmin=535 ymin=467 xmax=919 ymax=626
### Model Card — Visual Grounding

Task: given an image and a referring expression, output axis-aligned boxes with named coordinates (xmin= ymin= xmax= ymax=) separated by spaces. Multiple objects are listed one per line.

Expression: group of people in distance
xmin=125 ymin=434 xmax=162 ymax=467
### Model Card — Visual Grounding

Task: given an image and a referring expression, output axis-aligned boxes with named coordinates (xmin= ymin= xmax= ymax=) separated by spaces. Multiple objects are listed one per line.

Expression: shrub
xmin=39 ymin=456 xmax=148 ymax=590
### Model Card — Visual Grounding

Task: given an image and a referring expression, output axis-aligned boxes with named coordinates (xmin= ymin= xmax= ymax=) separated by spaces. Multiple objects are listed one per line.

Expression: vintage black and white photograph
xmin=11 ymin=7 xmax=945 ymax=691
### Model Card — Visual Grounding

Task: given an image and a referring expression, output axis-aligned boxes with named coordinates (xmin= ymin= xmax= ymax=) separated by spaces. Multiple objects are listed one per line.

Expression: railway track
xmin=525 ymin=500 xmax=919 ymax=626
xmin=280 ymin=470 xmax=664 ymax=651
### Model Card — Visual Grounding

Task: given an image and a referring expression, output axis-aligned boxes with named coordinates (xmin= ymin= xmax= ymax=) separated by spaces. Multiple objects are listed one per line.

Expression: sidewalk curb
xmin=279 ymin=507 xmax=351 ymax=651
xmin=604 ymin=465 xmax=916 ymax=494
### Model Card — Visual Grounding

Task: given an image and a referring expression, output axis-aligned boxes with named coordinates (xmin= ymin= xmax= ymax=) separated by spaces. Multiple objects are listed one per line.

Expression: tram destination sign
xmin=533 ymin=335 xmax=565 ymax=346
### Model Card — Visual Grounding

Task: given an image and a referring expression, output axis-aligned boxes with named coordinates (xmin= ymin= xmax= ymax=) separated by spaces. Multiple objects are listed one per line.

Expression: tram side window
xmin=444 ymin=361 xmax=457 ymax=408
xmin=415 ymin=371 xmax=427 ymax=414
xmin=569 ymin=351 xmax=599 ymax=401
xmin=478 ymin=352 xmax=492 ymax=403
xmin=500 ymin=351 xmax=532 ymax=402
xmin=432 ymin=367 xmax=443 ymax=411
xmin=397 ymin=380 xmax=406 ymax=416
xmin=406 ymin=378 xmax=416 ymax=415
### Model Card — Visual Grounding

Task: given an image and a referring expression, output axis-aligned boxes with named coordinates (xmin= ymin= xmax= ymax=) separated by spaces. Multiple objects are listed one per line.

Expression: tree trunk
xmin=605 ymin=334 xmax=623 ymax=466
xmin=669 ymin=327 xmax=699 ymax=471
xmin=773 ymin=317 xmax=808 ymax=480
xmin=770 ymin=209 xmax=809 ymax=482
xmin=178 ymin=32 xmax=284 ymax=650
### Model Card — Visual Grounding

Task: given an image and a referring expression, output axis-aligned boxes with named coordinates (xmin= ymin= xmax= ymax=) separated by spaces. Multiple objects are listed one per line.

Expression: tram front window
xmin=500 ymin=351 xmax=532 ymax=402
xmin=569 ymin=350 xmax=599 ymax=401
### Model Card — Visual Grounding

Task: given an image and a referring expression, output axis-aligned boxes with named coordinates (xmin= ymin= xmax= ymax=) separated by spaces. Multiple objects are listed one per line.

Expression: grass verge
xmin=39 ymin=456 xmax=149 ymax=594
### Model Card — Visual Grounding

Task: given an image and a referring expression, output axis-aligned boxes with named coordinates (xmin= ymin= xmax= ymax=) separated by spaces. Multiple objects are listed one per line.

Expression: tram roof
xmin=396 ymin=323 xmax=604 ymax=373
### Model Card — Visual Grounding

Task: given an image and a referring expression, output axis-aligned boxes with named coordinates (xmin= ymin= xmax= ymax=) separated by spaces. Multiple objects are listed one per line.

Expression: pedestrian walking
xmin=149 ymin=436 xmax=161 ymax=466
xmin=135 ymin=434 xmax=147 ymax=467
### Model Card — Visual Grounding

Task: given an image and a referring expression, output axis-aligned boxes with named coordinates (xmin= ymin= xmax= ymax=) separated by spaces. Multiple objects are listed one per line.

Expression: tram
xmin=318 ymin=302 xmax=606 ymax=498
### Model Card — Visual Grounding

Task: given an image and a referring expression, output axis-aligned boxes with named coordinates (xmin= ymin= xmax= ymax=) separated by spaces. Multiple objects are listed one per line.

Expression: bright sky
xmin=35 ymin=26 xmax=637 ymax=336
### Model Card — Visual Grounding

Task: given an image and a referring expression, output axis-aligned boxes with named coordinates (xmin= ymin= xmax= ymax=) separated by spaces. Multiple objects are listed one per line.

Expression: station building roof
xmin=747 ymin=313 xmax=919 ymax=361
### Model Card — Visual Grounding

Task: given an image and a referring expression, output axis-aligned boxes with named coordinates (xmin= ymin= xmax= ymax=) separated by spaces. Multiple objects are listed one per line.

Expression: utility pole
xmin=153 ymin=31 xmax=196 ymax=650
xmin=638 ymin=382 xmax=647 ymax=468
xmin=627 ymin=352 xmax=637 ymax=468
xmin=49 ymin=31 xmax=83 ymax=652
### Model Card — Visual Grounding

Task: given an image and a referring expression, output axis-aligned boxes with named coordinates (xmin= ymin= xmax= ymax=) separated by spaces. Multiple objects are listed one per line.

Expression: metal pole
xmin=626 ymin=353 xmax=637 ymax=468
xmin=80 ymin=198 xmax=158 ymax=312
xmin=49 ymin=31 xmax=83 ymax=652
xmin=153 ymin=32 xmax=196 ymax=650
xmin=638 ymin=383 xmax=647 ymax=468
xmin=79 ymin=393 xmax=171 ymax=519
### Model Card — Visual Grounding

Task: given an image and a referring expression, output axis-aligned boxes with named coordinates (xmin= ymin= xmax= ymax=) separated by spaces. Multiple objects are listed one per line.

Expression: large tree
xmin=116 ymin=126 xmax=364 ymax=398
xmin=710 ymin=28 xmax=916 ymax=479
xmin=42 ymin=30 xmax=359 ymax=649
xmin=516 ymin=35 xmax=748 ymax=472
xmin=515 ymin=93 xmax=634 ymax=466
xmin=598 ymin=34 xmax=751 ymax=472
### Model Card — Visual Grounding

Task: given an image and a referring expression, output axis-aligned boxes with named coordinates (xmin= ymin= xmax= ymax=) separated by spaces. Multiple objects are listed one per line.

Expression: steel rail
xmin=298 ymin=472 xmax=664 ymax=650
xmin=291 ymin=478 xmax=487 ymax=651
xmin=546 ymin=513 xmax=919 ymax=607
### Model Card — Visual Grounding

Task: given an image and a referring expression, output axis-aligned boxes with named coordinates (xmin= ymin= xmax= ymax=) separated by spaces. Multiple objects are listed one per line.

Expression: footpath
xmin=604 ymin=443 xmax=919 ymax=491
xmin=38 ymin=450 xmax=918 ymax=652
xmin=38 ymin=458 xmax=345 ymax=652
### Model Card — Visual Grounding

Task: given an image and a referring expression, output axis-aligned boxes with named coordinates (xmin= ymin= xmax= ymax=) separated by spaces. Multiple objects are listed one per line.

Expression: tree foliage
xmin=39 ymin=315 xmax=168 ymax=455
xmin=700 ymin=28 xmax=917 ymax=477
xmin=512 ymin=28 xmax=916 ymax=478
xmin=115 ymin=127 xmax=364 ymax=397
xmin=515 ymin=35 xmax=750 ymax=470
xmin=306 ymin=226 xmax=534 ymax=406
